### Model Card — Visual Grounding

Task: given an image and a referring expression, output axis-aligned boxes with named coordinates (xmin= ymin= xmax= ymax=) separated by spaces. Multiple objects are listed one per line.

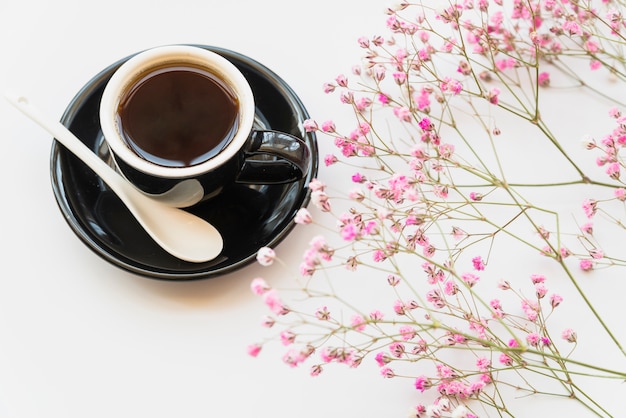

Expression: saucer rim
xmin=49 ymin=45 xmax=318 ymax=280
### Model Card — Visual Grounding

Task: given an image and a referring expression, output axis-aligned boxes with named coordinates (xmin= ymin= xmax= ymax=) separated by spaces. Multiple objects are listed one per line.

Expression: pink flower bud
xmin=335 ymin=74 xmax=348 ymax=87
xmin=302 ymin=119 xmax=318 ymax=132
xmin=256 ymin=246 xmax=276 ymax=266
xmin=294 ymin=208 xmax=313 ymax=225
xmin=247 ymin=344 xmax=262 ymax=357
xmin=250 ymin=277 xmax=270 ymax=295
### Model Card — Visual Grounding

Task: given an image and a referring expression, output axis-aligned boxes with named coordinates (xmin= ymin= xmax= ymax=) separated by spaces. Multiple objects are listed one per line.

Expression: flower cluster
xmin=249 ymin=1 xmax=626 ymax=417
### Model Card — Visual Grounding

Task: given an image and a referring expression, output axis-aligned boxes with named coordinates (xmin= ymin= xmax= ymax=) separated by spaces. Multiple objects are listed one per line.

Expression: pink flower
xmin=521 ymin=299 xmax=539 ymax=321
xmin=369 ymin=309 xmax=384 ymax=321
xmin=490 ymin=299 xmax=502 ymax=314
xmin=452 ymin=226 xmax=466 ymax=240
xmin=461 ymin=272 xmax=480 ymax=287
xmin=433 ymin=185 xmax=449 ymax=199
xmin=609 ymin=107 xmax=622 ymax=118
xmin=282 ymin=348 xmax=306 ymax=368
xmin=260 ymin=316 xmax=275 ymax=328
xmin=535 ymin=283 xmax=548 ymax=298
xmin=606 ymin=162 xmax=620 ymax=179
xmin=472 ymin=256 xmax=485 ymax=271
xmin=357 ymin=36 xmax=370 ymax=48
xmin=372 ymin=65 xmax=387 ymax=81
xmin=585 ymin=40 xmax=600 ymax=53
xmin=530 ymin=274 xmax=545 ymax=284
xmin=562 ymin=328 xmax=577 ymax=343
xmin=363 ymin=220 xmax=379 ymax=235
xmin=375 ymin=352 xmax=390 ymax=367
xmin=351 ymin=314 xmax=366 ymax=331
xmin=324 ymin=154 xmax=338 ymax=166
xmin=469 ymin=191 xmax=482 ymax=201
xmin=580 ymin=259 xmax=594 ymax=271
xmin=335 ymin=74 xmax=348 ymax=87
xmin=414 ymin=375 xmax=430 ymax=392
xmin=351 ymin=172 xmax=366 ymax=183
xmin=392 ymin=71 xmax=407 ymax=84
xmin=299 ymin=262 xmax=315 ymax=277
xmin=426 ymin=289 xmax=446 ymax=308
xmin=563 ymin=20 xmax=582 ymax=35
xmin=498 ymin=279 xmax=511 ymax=290
xmin=280 ymin=330 xmax=296 ymax=346
xmin=393 ymin=299 xmax=406 ymax=315
xmin=582 ymin=199 xmax=597 ymax=218
xmin=399 ymin=325 xmax=416 ymax=341
xmin=476 ymin=357 xmax=491 ymax=372
xmin=438 ymin=143 xmax=455 ymax=158
xmin=440 ymin=77 xmax=463 ymax=94
xmin=526 ymin=333 xmax=541 ymax=346
xmin=315 ymin=306 xmax=330 ymax=320
xmin=294 ymin=208 xmax=312 ymax=225
xmin=320 ymin=120 xmax=336 ymax=133
xmin=311 ymin=190 xmax=331 ymax=212
xmin=389 ymin=342 xmax=405 ymax=358
xmin=499 ymin=353 xmax=513 ymax=366
xmin=378 ymin=93 xmax=390 ymax=105
xmin=550 ymin=293 xmax=563 ymax=308
xmin=436 ymin=364 xmax=455 ymax=379
xmin=373 ymin=249 xmax=387 ymax=262
xmin=247 ymin=344 xmax=262 ymax=357
xmin=256 ymin=247 xmax=276 ymax=266
xmin=414 ymin=88 xmax=431 ymax=111
xmin=418 ymin=117 xmax=433 ymax=131
xmin=465 ymin=383 xmax=484 ymax=398
xmin=444 ymin=280 xmax=458 ymax=296
xmin=538 ymin=71 xmax=550 ymax=86
xmin=340 ymin=223 xmax=359 ymax=241
xmin=308 ymin=178 xmax=326 ymax=192
xmin=393 ymin=106 xmax=412 ymax=122
xmin=581 ymin=222 xmax=594 ymax=235
xmin=263 ymin=289 xmax=289 ymax=315
xmin=302 ymin=119 xmax=318 ymax=132
xmin=250 ymin=277 xmax=270 ymax=295
xmin=310 ymin=365 xmax=322 ymax=376
xmin=487 ymin=87 xmax=500 ymax=105
xmin=346 ymin=188 xmax=363 ymax=202
xmin=380 ymin=367 xmax=395 ymax=378
xmin=615 ymin=188 xmax=626 ymax=201
xmin=590 ymin=248 xmax=604 ymax=259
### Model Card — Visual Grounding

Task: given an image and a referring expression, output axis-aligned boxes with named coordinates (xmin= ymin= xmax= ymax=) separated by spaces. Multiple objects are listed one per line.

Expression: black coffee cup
xmin=99 ymin=45 xmax=310 ymax=203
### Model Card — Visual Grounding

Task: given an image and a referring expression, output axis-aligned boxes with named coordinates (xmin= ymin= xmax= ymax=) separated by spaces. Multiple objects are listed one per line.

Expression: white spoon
xmin=138 ymin=178 xmax=204 ymax=208
xmin=6 ymin=94 xmax=224 ymax=263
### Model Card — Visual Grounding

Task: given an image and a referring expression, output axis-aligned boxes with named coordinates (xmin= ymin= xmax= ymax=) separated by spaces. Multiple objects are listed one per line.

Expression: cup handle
xmin=237 ymin=130 xmax=311 ymax=184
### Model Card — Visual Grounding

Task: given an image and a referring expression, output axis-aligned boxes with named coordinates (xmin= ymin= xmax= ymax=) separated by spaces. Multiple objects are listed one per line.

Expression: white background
xmin=1 ymin=1 xmax=624 ymax=417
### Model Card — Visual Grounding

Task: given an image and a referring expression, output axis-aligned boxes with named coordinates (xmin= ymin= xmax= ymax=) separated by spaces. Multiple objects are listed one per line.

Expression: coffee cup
xmin=99 ymin=45 xmax=311 ymax=203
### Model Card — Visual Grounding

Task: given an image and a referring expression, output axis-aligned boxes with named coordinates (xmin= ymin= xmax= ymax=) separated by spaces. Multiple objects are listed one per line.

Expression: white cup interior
xmin=100 ymin=45 xmax=255 ymax=178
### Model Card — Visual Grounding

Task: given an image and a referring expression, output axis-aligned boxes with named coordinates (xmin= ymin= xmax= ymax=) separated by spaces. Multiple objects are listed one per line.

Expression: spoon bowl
xmin=6 ymin=94 xmax=224 ymax=263
xmin=138 ymin=178 xmax=204 ymax=208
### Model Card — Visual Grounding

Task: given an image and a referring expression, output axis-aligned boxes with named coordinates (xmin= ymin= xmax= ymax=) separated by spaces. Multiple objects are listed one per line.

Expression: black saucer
xmin=50 ymin=45 xmax=318 ymax=280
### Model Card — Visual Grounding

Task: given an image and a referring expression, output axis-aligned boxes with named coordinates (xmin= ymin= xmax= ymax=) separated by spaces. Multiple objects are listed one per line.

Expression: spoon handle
xmin=5 ymin=93 xmax=224 ymax=263
xmin=5 ymin=94 xmax=124 ymax=190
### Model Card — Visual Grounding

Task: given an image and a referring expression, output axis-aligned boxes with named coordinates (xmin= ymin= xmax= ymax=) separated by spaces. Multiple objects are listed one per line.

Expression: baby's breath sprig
xmin=249 ymin=2 xmax=626 ymax=417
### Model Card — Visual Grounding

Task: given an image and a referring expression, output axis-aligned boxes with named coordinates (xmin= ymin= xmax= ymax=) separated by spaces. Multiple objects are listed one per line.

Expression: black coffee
xmin=117 ymin=65 xmax=239 ymax=167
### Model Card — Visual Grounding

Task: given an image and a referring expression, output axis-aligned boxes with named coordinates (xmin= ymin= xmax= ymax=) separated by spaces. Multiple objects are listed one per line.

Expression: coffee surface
xmin=118 ymin=66 xmax=239 ymax=167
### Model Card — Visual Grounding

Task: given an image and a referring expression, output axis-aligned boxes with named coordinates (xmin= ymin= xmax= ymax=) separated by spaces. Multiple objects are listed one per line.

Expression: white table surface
xmin=1 ymin=1 xmax=624 ymax=417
